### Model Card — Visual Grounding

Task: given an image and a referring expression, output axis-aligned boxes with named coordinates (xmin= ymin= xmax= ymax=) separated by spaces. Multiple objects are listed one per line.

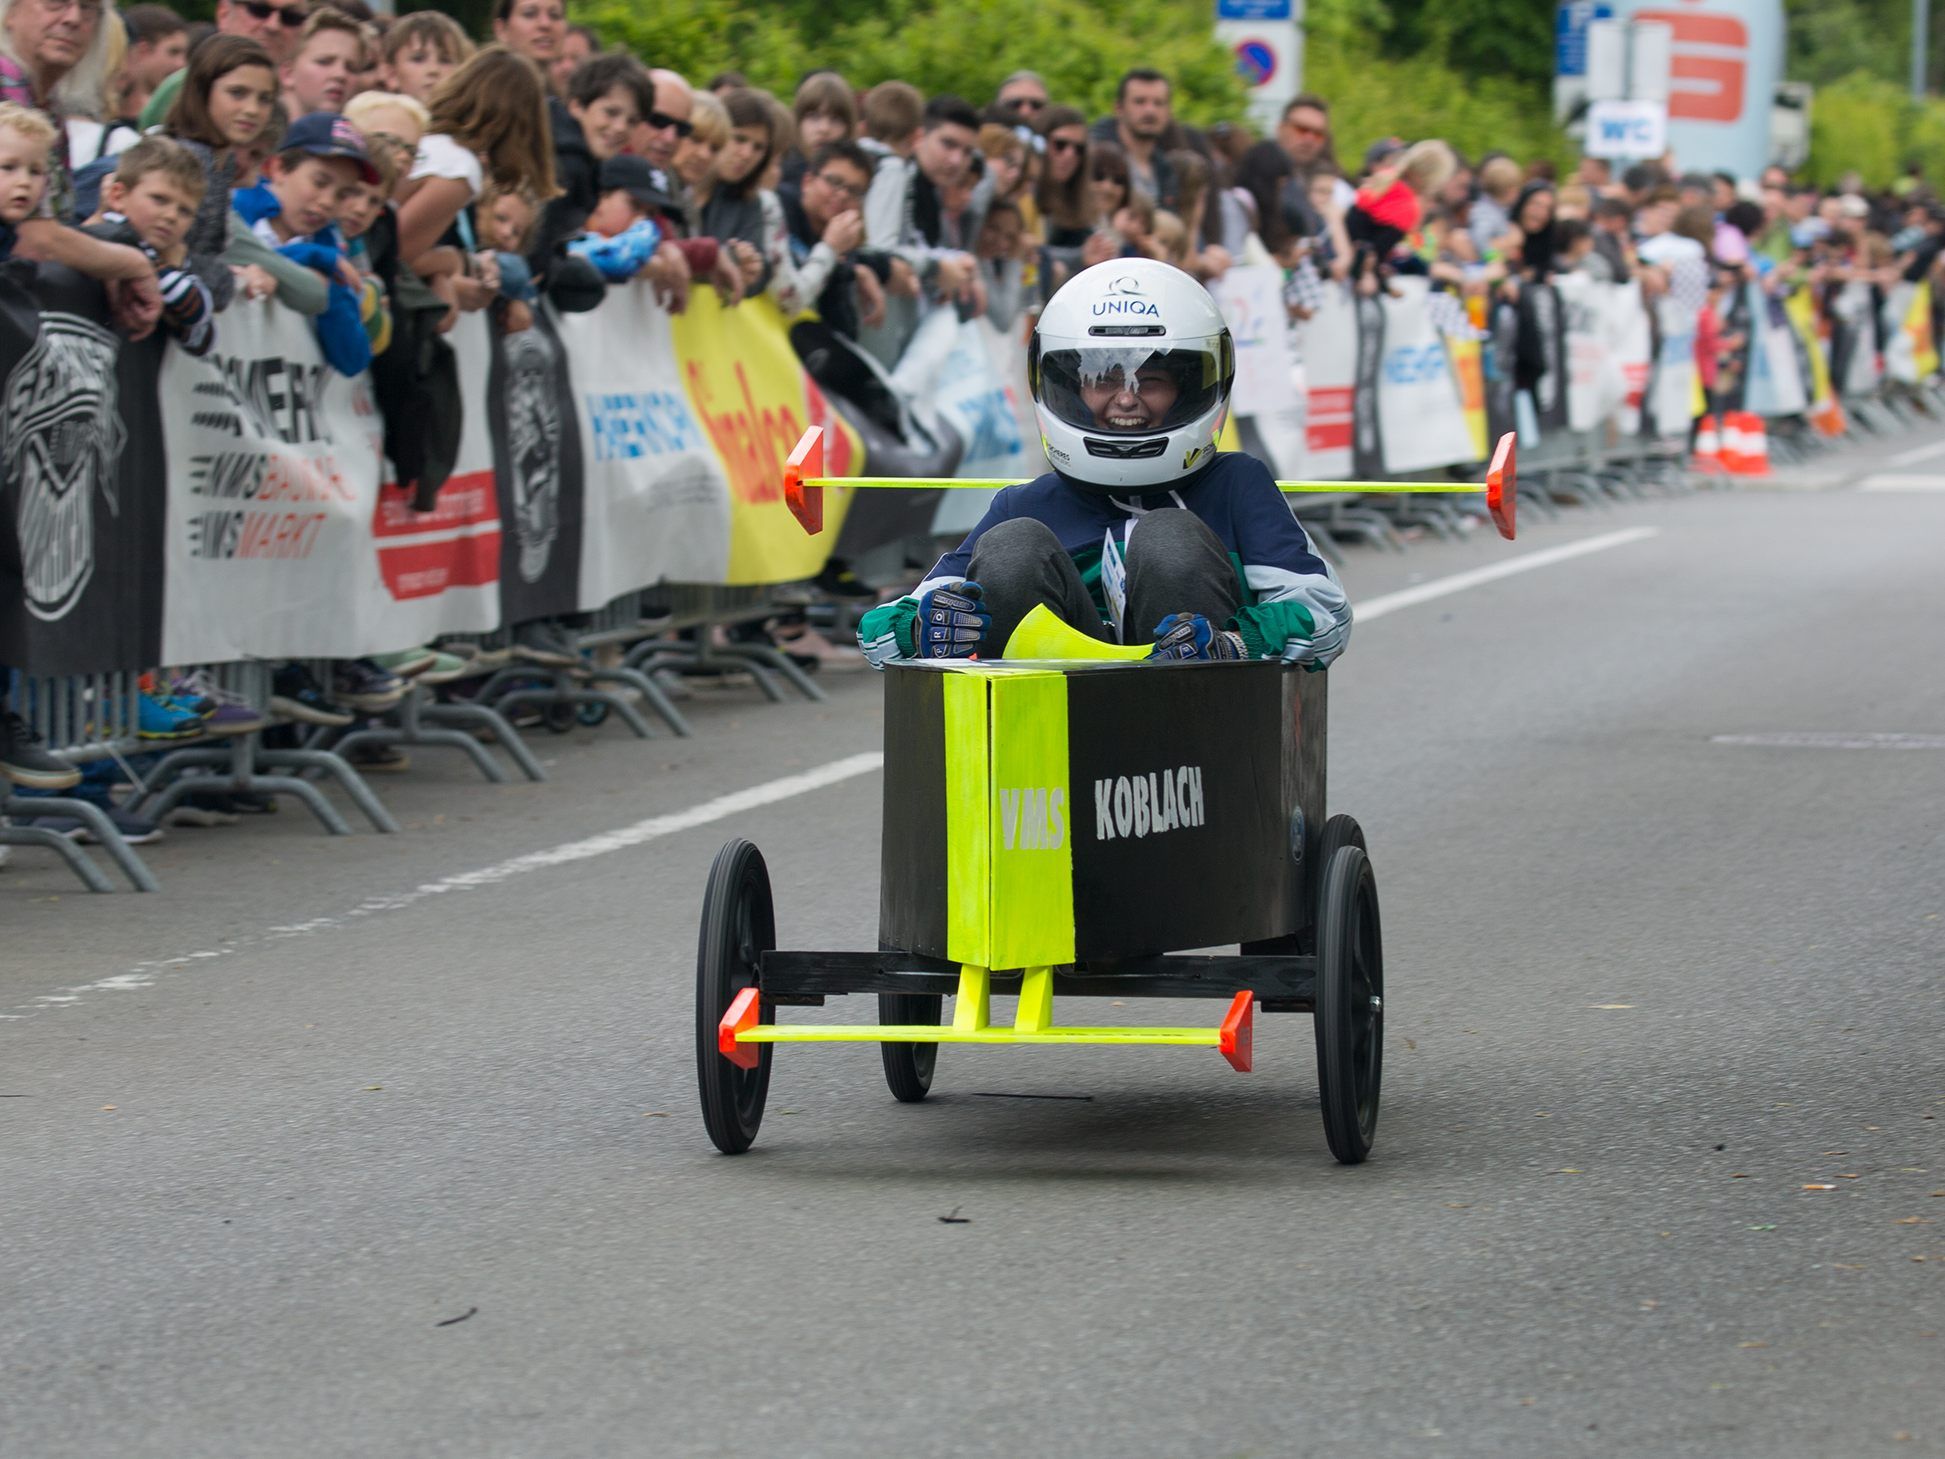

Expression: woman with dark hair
xmin=1088 ymin=141 xmax=1130 ymax=229
xmin=1510 ymin=179 xmax=1557 ymax=280
xmin=491 ymin=0 xmax=564 ymax=71
xmin=1234 ymin=139 xmax=1311 ymax=255
xmin=1032 ymin=104 xmax=1090 ymax=254
xmin=701 ymin=87 xmax=780 ymax=293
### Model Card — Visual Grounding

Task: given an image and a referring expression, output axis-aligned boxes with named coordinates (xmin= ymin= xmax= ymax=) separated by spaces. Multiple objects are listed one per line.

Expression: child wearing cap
xmin=568 ymin=152 xmax=739 ymax=309
xmin=233 ymin=112 xmax=380 ymax=375
xmin=83 ymin=136 xmax=217 ymax=356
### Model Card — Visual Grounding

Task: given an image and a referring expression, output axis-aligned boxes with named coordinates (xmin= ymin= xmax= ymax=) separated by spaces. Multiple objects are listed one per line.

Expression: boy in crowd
xmin=234 ymin=113 xmax=380 ymax=375
xmin=282 ymin=10 xmax=370 ymax=118
xmin=115 ymin=6 xmax=190 ymax=133
xmin=330 ymin=134 xmax=395 ymax=357
xmin=83 ymin=137 xmax=216 ymax=356
xmin=378 ymin=10 xmax=473 ymax=107
xmin=775 ymin=139 xmax=894 ymax=337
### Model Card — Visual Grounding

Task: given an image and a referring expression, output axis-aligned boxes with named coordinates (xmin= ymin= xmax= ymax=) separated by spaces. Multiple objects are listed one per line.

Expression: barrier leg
xmin=690 ymin=641 xmax=828 ymax=704
xmin=1 ymin=794 xmax=158 ymax=892
xmin=575 ymin=665 xmax=694 ymax=737
xmin=333 ymin=692 xmax=510 ymax=784
xmin=418 ymin=701 xmax=548 ymax=781
xmin=136 ymin=735 xmax=357 ymax=836
xmin=492 ymin=686 xmax=656 ymax=739
xmin=0 ymin=820 xmax=116 ymax=893
xmin=253 ymin=748 xmax=400 ymax=833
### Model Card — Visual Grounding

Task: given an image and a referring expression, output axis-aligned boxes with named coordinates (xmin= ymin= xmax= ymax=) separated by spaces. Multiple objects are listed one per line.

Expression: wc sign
xmin=1585 ymin=98 xmax=1667 ymax=157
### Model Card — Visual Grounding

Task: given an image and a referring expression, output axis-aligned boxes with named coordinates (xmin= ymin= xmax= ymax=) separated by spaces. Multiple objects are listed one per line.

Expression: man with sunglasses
xmin=992 ymin=70 xmax=1047 ymax=124
xmin=1274 ymin=93 xmax=1353 ymax=209
xmin=634 ymin=68 xmax=694 ymax=174
xmin=139 ymin=0 xmax=308 ymax=130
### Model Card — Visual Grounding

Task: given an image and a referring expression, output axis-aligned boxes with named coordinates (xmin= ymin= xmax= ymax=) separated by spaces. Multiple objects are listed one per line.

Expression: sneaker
xmin=271 ymin=664 xmax=355 ymax=727
xmin=0 ymin=710 xmax=82 ymax=789
xmin=24 ymin=814 xmax=87 ymax=838
xmin=346 ymin=743 xmax=411 ymax=773
xmin=331 ymin=659 xmax=406 ymax=712
xmin=511 ymin=621 xmax=580 ymax=668
xmin=165 ymin=803 xmax=238 ymax=828
xmin=76 ymin=805 xmax=164 ymax=846
xmin=371 ymin=648 xmax=439 ymax=679
xmin=411 ymin=650 xmax=472 ymax=685
xmin=170 ymin=672 xmax=269 ymax=736
xmin=813 ymin=559 xmax=878 ymax=600
xmin=137 ymin=692 xmax=208 ymax=741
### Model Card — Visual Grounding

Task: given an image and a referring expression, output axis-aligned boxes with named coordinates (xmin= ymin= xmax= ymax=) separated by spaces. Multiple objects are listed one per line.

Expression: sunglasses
xmin=1287 ymin=122 xmax=1326 ymax=139
xmin=1009 ymin=97 xmax=1046 ymax=113
xmin=645 ymin=109 xmax=694 ymax=139
xmin=239 ymin=0 xmax=309 ymax=26
xmin=1048 ymin=137 xmax=1084 ymax=156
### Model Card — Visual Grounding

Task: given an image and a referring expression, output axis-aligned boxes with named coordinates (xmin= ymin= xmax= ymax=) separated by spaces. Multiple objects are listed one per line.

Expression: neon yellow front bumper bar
xmin=720 ymin=965 xmax=1256 ymax=1072
xmin=780 ymin=427 xmax=1518 ymax=540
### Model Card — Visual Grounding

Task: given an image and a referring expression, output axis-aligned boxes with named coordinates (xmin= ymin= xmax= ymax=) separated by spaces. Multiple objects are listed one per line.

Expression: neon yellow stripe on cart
xmin=943 ymin=672 xmax=992 ymax=966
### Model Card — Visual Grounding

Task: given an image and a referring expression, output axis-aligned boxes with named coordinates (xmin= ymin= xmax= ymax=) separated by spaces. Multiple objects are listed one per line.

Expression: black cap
xmin=280 ymin=112 xmax=380 ymax=186
xmin=598 ymin=154 xmax=687 ymax=225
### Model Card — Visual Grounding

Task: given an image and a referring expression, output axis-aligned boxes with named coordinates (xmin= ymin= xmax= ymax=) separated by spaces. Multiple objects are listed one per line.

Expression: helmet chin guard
xmin=1028 ymin=258 xmax=1235 ymax=491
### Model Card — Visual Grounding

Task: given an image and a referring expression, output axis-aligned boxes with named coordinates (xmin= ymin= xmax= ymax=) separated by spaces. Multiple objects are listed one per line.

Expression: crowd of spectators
xmin=1 ymin=0 xmax=1942 ymax=841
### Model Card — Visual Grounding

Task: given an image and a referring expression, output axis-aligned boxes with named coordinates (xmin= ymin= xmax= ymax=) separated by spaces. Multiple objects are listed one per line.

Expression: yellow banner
xmin=670 ymin=292 xmax=859 ymax=584
xmin=1446 ymin=336 xmax=1488 ymax=461
xmin=1783 ymin=288 xmax=1833 ymax=410
xmin=1907 ymin=280 xmax=1939 ymax=379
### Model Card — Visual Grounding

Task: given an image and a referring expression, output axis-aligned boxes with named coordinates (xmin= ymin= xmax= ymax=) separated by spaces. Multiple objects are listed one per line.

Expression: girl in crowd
xmin=1509 ymin=179 xmax=1557 ymax=281
xmin=1164 ymin=148 xmax=1234 ymax=282
xmin=674 ymin=90 xmax=727 ymax=195
xmin=784 ymin=71 xmax=852 ymax=189
xmin=164 ymin=35 xmax=279 ymax=312
xmin=700 ymin=87 xmax=778 ymax=295
xmin=400 ymin=45 xmax=557 ymax=328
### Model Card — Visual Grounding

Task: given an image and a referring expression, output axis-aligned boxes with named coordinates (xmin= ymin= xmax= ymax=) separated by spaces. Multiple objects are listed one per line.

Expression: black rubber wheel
xmin=542 ymin=700 xmax=578 ymax=734
xmin=878 ymin=993 xmax=942 ymax=1102
xmin=695 ymin=838 xmax=775 ymax=1154
xmin=1315 ymin=843 xmax=1383 ymax=1164
xmin=1243 ymin=813 xmax=1365 ymax=955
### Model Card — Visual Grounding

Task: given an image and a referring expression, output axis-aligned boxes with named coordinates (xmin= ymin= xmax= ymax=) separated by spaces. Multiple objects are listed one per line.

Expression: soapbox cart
xmin=694 ymin=429 xmax=1518 ymax=1164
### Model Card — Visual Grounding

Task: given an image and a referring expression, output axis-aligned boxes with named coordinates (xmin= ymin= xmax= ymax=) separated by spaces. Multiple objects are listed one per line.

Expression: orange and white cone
xmin=1692 ymin=414 xmax=1724 ymax=473
xmin=1727 ymin=411 xmax=1771 ymax=476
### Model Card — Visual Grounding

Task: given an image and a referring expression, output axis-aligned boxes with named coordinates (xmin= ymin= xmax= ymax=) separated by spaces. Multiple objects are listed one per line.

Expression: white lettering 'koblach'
xmin=1093 ymin=766 xmax=1204 ymax=841
xmin=999 ymin=787 xmax=1068 ymax=851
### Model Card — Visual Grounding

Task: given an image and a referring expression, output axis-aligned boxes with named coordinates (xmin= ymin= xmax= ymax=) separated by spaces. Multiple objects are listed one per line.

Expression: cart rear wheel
xmin=1315 ymin=843 xmax=1383 ymax=1164
xmin=878 ymin=993 xmax=941 ymax=1102
xmin=1244 ymin=814 xmax=1364 ymax=955
xmin=695 ymin=838 xmax=775 ymax=1153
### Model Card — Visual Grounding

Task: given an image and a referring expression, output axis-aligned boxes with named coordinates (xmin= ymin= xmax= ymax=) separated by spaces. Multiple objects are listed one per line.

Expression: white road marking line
xmin=1356 ymin=527 xmax=1660 ymax=622
xmin=1856 ymin=474 xmax=1945 ymax=492
xmin=1886 ymin=439 xmax=1945 ymax=467
xmin=5 ymin=753 xmax=885 ymax=1021
xmin=1712 ymin=732 xmax=1945 ymax=751
xmin=7 ymin=529 xmax=1664 ymax=1021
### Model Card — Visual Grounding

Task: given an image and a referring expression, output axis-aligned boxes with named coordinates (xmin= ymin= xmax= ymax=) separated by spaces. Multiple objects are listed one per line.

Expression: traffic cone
xmin=1728 ymin=411 xmax=1771 ymax=476
xmin=1691 ymin=414 xmax=1724 ymax=473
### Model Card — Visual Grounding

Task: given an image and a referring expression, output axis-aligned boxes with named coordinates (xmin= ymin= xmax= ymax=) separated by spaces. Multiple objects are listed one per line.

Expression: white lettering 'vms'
xmin=999 ymin=787 xmax=1068 ymax=851
xmin=1092 ymin=766 xmax=1204 ymax=841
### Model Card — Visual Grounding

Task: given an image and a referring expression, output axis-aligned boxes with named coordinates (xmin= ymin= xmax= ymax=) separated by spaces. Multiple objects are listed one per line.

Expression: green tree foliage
xmin=1784 ymin=0 xmax=1942 ymax=93
xmin=1800 ymin=69 xmax=1945 ymax=186
xmin=572 ymin=0 xmax=1248 ymax=123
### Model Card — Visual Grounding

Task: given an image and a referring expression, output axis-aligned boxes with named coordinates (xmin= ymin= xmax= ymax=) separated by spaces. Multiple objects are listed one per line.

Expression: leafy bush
xmin=574 ymin=0 xmax=1248 ymax=123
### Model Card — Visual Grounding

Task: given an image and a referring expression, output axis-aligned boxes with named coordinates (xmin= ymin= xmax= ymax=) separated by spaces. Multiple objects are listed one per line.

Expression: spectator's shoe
xmin=410 ymin=649 xmax=472 ymax=685
xmin=511 ymin=621 xmax=581 ymax=668
xmin=347 ymin=744 xmax=411 ymax=773
xmin=270 ymin=664 xmax=355 ymax=727
xmin=80 ymin=805 xmax=164 ymax=846
xmin=0 ymin=711 xmax=82 ymax=790
xmin=813 ymin=559 xmax=878 ymax=601
xmin=331 ymin=660 xmax=406 ymax=712
xmin=165 ymin=803 xmax=239 ymax=828
xmin=371 ymin=648 xmax=439 ymax=679
xmin=171 ymin=672 xmax=269 ymax=737
xmin=136 ymin=692 xmax=209 ymax=741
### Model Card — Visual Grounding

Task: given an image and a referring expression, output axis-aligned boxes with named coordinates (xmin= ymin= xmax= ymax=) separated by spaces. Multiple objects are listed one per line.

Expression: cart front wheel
xmin=878 ymin=993 xmax=941 ymax=1102
xmin=695 ymin=838 xmax=775 ymax=1153
xmin=1315 ymin=843 xmax=1383 ymax=1164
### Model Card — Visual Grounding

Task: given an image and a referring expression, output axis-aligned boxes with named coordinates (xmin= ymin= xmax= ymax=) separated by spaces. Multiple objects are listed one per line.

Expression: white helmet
xmin=1028 ymin=258 xmax=1235 ymax=492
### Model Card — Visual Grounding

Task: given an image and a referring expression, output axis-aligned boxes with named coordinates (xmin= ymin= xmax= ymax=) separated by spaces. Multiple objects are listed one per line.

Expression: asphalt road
xmin=3 ymin=440 xmax=1941 ymax=1459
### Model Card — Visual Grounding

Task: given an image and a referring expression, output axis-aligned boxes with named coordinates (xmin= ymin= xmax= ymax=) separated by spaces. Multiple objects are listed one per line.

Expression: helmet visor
xmin=1034 ymin=339 xmax=1233 ymax=436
